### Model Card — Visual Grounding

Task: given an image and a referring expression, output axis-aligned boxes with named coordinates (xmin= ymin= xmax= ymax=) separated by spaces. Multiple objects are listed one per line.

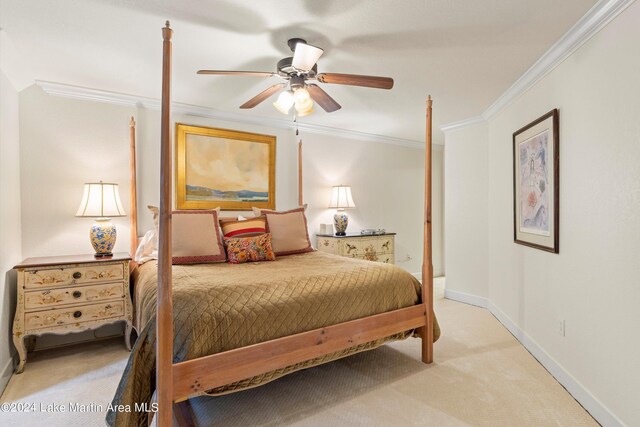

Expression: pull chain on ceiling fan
xmin=197 ymin=38 xmax=394 ymax=117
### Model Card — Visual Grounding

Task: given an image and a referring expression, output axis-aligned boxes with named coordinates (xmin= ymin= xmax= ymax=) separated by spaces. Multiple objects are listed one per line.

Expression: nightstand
xmin=12 ymin=253 xmax=133 ymax=373
xmin=316 ymin=232 xmax=395 ymax=264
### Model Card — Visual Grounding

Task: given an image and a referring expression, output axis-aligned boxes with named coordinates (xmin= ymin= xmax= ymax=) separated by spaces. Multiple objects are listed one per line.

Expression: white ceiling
xmin=1 ymin=0 xmax=597 ymax=143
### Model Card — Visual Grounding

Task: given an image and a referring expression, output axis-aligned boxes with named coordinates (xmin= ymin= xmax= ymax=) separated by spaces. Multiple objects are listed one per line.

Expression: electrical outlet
xmin=397 ymin=255 xmax=412 ymax=263
xmin=556 ymin=319 xmax=566 ymax=337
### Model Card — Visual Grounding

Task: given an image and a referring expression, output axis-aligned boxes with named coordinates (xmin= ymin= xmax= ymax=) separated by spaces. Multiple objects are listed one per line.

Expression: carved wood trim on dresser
xmin=316 ymin=233 xmax=396 ymax=264
xmin=12 ymin=253 xmax=133 ymax=374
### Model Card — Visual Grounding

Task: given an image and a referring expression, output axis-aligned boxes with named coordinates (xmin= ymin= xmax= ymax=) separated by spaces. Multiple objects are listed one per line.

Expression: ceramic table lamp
xmin=76 ymin=181 xmax=126 ymax=257
xmin=328 ymin=185 xmax=356 ymax=236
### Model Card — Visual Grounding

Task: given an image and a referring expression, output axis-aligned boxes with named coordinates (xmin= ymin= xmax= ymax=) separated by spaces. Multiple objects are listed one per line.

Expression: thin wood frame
xmin=129 ymin=116 xmax=138 ymax=265
xmin=512 ymin=109 xmax=559 ymax=253
xmin=175 ymin=123 xmax=276 ymax=211
xmin=150 ymin=22 xmax=434 ymax=427
xmin=421 ymin=96 xmax=434 ymax=363
xmin=157 ymin=20 xmax=174 ymax=427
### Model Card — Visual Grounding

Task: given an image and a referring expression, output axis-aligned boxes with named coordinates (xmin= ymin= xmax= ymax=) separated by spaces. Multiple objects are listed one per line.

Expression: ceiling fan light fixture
xmin=293 ymin=87 xmax=310 ymax=104
xmin=291 ymin=43 xmax=324 ymax=72
xmin=295 ymin=98 xmax=313 ymax=114
xmin=273 ymin=90 xmax=294 ymax=114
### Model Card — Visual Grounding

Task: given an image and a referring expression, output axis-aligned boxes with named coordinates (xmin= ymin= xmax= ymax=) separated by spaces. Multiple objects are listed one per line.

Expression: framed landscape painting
xmin=513 ymin=109 xmax=559 ymax=253
xmin=176 ymin=124 xmax=276 ymax=210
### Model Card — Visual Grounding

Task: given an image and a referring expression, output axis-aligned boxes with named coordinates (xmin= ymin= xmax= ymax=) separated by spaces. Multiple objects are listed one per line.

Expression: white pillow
xmin=135 ymin=229 xmax=158 ymax=264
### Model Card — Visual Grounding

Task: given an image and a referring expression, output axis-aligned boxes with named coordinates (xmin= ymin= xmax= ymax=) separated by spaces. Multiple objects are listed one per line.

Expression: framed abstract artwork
xmin=513 ymin=109 xmax=559 ymax=253
xmin=176 ymin=124 xmax=276 ymax=211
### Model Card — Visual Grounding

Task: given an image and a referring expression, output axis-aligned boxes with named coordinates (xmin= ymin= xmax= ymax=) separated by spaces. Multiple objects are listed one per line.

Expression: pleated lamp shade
xmin=328 ymin=185 xmax=356 ymax=209
xmin=76 ymin=182 xmax=126 ymax=218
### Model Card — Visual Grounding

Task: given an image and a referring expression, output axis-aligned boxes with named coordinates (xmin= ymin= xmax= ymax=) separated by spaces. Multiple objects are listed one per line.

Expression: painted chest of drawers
xmin=12 ymin=253 xmax=133 ymax=373
xmin=316 ymin=233 xmax=395 ymax=264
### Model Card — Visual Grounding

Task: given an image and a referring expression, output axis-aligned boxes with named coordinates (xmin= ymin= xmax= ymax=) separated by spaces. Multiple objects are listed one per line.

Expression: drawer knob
xmin=73 ymin=311 xmax=82 ymax=319
xmin=72 ymin=291 xmax=82 ymax=298
xmin=73 ymin=272 xmax=82 ymax=279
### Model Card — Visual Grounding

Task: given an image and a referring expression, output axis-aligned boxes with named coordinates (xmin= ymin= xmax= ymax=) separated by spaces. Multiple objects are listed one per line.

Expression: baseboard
xmin=487 ymin=302 xmax=624 ymax=427
xmin=443 ymin=288 xmax=488 ymax=308
xmin=445 ymin=289 xmax=623 ymax=427
xmin=412 ymin=274 xmax=446 ymax=292
xmin=0 ymin=354 xmax=15 ymax=395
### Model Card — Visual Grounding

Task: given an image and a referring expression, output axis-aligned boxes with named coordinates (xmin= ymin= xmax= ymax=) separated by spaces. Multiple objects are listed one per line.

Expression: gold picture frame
xmin=176 ymin=124 xmax=276 ymax=211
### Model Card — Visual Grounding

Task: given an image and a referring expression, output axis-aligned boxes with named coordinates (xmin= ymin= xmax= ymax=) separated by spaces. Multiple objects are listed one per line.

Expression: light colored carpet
xmin=0 ymin=296 xmax=598 ymax=427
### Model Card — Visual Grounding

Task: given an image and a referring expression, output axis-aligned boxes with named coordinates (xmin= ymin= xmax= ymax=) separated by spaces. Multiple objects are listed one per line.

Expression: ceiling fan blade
xmin=316 ymin=73 xmax=394 ymax=89
xmin=307 ymin=84 xmax=341 ymax=113
xmin=198 ymin=70 xmax=277 ymax=77
xmin=239 ymin=83 xmax=286 ymax=109
xmin=292 ymin=42 xmax=324 ymax=72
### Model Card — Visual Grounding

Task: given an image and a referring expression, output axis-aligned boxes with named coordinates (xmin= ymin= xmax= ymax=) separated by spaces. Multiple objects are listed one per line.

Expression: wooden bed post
xmin=157 ymin=21 xmax=174 ymax=427
xmin=129 ymin=116 xmax=138 ymax=264
xmin=298 ymin=139 xmax=303 ymax=206
xmin=421 ymin=95 xmax=434 ymax=364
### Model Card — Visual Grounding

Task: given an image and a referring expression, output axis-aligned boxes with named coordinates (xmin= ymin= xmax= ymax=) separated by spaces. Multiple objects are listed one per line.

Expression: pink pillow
xmin=224 ymin=233 xmax=276 ymax=264
xmin=171 ymin=210 xmax=226 ymax=264
xmin=253 ymin=207 xmax=313 ymax=256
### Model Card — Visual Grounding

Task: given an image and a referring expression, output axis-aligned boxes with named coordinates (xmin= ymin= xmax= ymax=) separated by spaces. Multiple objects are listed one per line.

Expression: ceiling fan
xmin=197 ymin=38 xmax=394 ymax=117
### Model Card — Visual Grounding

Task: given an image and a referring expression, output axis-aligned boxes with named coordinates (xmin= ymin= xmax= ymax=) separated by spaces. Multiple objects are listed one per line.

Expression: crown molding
xmin=440 ymin=0 xmax=634 ymax=133
xmin=439 ymin=116 xmax=485 ymax=133
xmin=36 ymin=80 xmax=426 ymax=150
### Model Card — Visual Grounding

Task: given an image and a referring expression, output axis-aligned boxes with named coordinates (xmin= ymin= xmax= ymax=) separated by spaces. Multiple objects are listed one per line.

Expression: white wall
xmin=19 ymin=86 xmax=136 ymax=258
xmin=445 ymin=2 xmax=640 ymax=425
xmin=302 ymin=135 xmax=444 ymax=276
xmin=432 ymin=147 xmax=444 ymax=277
xmin=19 ymin=85 xmax=444 ymax=277
xmin=0 ymin=70 xmax=22 ymax=392
xmin=444 ymin=122 xmax=488 ymax=299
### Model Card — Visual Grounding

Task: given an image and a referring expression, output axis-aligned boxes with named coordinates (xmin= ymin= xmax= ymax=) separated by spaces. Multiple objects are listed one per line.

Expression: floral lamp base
xmin=90 ymin=218 xmax=117 ymax=257
xmin=333 ymin=212 xmax=349 ymax=236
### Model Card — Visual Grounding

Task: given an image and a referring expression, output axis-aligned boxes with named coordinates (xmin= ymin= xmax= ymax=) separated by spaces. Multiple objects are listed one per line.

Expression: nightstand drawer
xmin=340 ymin=238 xmax=377 ymax=257
xmin=24 ymin=282 xmax=125 ymax=311
xmin=315 ymin=233 xmax=395 ymax=266
xmin=317 ymin=237 xmax=338 ymax=254
xmin=24 ymin=263 xmax=124 ymax=289
xmin=377 ymin=236 xmax=394 ymax=254
xmin=24 ymin=301 xmax=125 ymax=330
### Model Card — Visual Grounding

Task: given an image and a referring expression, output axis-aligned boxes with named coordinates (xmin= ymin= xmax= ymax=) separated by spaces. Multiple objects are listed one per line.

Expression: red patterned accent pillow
xmin=224 ymin=233 xmax=276 ymax=264
xmin=220 ymin=216 xmax=267 ymax=239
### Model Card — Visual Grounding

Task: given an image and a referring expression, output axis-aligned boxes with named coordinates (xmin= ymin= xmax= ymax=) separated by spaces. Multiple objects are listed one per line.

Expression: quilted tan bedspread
xmin=107 ymin=251 xmax=440 ymax=427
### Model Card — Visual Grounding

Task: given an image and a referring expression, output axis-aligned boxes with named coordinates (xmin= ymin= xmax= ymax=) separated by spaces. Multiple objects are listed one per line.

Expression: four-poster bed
xmin=113 ymin=22 xmax=437 ymax=427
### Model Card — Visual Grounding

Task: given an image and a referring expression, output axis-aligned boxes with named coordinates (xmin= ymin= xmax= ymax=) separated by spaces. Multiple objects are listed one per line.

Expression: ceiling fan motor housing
xmin=277 ymin=57 xmax=317 ymax=78
xmin=289 ymin=75 xmax=306 ymax=90
xmin=287 ymin=37 xmax=307 ymax=52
